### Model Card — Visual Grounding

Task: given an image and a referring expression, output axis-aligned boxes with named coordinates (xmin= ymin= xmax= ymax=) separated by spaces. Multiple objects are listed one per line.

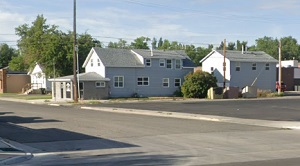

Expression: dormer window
xmin=145 ymin=59 xmax=151 ymax=67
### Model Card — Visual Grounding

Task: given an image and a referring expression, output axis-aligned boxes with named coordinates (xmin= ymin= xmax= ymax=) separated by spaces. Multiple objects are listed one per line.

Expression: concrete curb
xmin=0 ymin=138 xmax=33 ymax=165
xmin=81 ymin=106 xmax=300 ymax=130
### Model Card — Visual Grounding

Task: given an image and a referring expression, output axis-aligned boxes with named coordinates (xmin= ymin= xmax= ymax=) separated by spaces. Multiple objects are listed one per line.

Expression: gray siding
xmin=106 ymin=58 xmax=193 ymax=97
xmin=82 ymin=81 xmax=109 ymax=99
xmin=229 ymin=62 xmax=276 ymax=91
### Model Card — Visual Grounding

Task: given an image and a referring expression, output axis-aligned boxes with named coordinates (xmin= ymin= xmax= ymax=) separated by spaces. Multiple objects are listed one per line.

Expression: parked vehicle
xmin=276 ymin=81 xmax=286 ymax=92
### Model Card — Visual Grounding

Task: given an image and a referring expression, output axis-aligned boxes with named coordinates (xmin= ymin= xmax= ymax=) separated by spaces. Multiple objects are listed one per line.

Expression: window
xmin=95 ymin=81 xmax=105 ymax=87
xmin=252 ymin=63 xmax=256 ymax=70
xmin=236 ymin=62 xmax=240 ymax=71
xmin=137 ymin=77 xmax=149 ymax=86
xmin=166 ymin=59 xmax=172 ymax=69
xmin=163 ymin=78 xmax=169 ymax=87
xmin=91 ymin=59 xmax=93 ymax=67
xmin=159 ymin=59 xmax=165 ymax=67
xmin=265 ymin=63 xmax=270 ymax=70
xmin=145 ymin=59 xmax=151 ymax=67
xmin=97 ymin=59 xmax=101 ymax=66
xmin=174 ymin=78 xmax=181 ymax=87
xmin=114 ymin=76 xmax=124 ymax=88
xmin=175 ymin=59 xmax=181 ymax=69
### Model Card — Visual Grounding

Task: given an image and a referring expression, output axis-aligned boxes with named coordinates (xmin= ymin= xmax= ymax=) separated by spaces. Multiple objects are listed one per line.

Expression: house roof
xmin=132 ymin=49 xmax=187 ymax=59
xmin=200 ymin=50 xmax=278 ymax=63
xmin=48 ymin=72 xmax=110 ymax=82
xmin=93 ymin=48 xmax=144 ymax=67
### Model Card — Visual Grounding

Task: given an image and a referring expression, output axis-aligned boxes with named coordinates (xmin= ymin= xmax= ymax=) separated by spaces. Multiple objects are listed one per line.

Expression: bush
xmin=181 ymin=71 xmax=217 ymax=98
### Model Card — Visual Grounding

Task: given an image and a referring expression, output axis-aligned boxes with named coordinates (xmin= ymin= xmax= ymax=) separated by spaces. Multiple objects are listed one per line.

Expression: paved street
xmin=90 ymin=97 xmax=300 ymax=121
xmin=0 ymin=98 xmax=300 ymax=165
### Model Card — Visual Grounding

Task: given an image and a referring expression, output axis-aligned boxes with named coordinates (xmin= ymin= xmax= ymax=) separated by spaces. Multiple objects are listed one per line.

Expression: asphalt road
xmin=1 ymin=99 xmax=300 ymax=165
xmin=91 ymin=97 xmax=300 ymax=121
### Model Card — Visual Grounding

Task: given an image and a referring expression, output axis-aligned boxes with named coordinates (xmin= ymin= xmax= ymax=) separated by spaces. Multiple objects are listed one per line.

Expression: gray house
xmin=200 ymin=50 xmax=278 ymax=91
xmin=82 ymin=48 xmax=195 ymax=98
xmin=49 ymin=48 xmax=195 ymax=100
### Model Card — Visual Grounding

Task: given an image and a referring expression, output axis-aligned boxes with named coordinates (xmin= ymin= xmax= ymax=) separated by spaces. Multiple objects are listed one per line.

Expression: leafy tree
xmin=158 ymin=37 xmax=163 ymax=48
xmin=151 ymin=37 xmax=157 ymax=49
xmin=0 ymin=44 xmax=18 ymax=68
xmin=181 ymin=71 xmax=217 ymax=98
xmin=236 ymin=40 xmax=248 ymax=51
xmin=227 ymin=42 xmax=235 ymax=50
xmin=255 ymin=36 xmax=279 ymax=59
xmin=9 ymin=55 xmax=28 ymax=71
xmin=280 ymin=36 xmax=300 ymax=60
xmin=130 ymin=36 xmax=150 ymax=49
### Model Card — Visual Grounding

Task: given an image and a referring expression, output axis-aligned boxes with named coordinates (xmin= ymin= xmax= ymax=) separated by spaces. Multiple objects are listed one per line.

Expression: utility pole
xmin=278 ymin=40 xmax=282 ymax=95
xmin=223 ymin=39 xmax=226 ymax=89
xmin=73 ymin=0 xmax=78 ymax=102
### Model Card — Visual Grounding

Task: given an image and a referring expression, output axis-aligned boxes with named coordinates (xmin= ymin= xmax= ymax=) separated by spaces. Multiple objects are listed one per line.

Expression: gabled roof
xmin=201 ymin=50 xmax=278 ymax=63
xmin=48 ymin=72 xmax=110 ymax=82
xmin=87 ymin=48 xmax=144 ymax=68
xmin=132 ymin=49 xmax=187 ymax=59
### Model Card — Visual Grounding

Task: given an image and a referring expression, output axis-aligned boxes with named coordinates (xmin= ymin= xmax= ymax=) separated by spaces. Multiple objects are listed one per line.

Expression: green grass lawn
xmin=0 ymin=93 xmax=52 ymax=100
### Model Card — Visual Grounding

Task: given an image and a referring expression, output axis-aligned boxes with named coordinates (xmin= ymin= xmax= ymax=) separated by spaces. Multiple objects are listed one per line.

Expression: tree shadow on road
xmin=0 ymin=115 xmax=138 ymax=153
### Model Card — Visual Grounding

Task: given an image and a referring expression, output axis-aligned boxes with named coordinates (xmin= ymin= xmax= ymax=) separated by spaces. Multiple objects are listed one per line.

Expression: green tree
xmin=151 ymin=37 xmax=157 ymax=49
xmin=227 ymin=42 xmax=235 ymax=50
xmin=130 ymin=36 xmax=150 ymax=49
xmin=280 ymin=36 xmax=300 ymax=60
xmin=255 ymin=36 xmax=279 ymax=59
xmin=0 ymin=44 xmax=18 ymax=68
xmin=158 ymin=37 xmax=163 ymax=48
xmin=181 ymin=71 xmax=217 ymax=98
xmin=9 ymin=55 xmax=28 ymax=71
xmin=236 ymin=40 xmax=248 ymax=51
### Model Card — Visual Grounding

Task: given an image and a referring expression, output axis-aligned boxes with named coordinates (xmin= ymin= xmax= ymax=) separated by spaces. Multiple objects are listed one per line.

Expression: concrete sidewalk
xmin=0 ymin=138 xmax=32 ymax=165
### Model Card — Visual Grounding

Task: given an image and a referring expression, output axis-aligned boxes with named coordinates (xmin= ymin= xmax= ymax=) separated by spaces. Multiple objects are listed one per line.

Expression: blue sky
xmin=1 ymin=0 xmax=300 ymax=48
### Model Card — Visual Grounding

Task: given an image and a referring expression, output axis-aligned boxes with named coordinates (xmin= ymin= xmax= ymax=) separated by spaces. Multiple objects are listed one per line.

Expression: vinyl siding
xmin=106 ymin=58 xmax=193 ymax=97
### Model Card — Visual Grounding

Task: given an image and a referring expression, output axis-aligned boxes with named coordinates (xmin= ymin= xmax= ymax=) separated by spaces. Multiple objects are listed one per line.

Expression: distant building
xmin=200 ymin=50 xmax=278 ymax=91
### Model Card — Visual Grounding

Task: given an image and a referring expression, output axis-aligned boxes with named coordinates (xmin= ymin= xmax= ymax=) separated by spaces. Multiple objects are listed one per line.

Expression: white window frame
xmin=137 ymin=77 xmax=149 ymax=86
xmin=159 ymin=59 xmax=165 ymax=67
xmin=166 ymin=59 xmax=172 ymax=69
xmin=91 ymin=59 xmax=93 ymax=67
xmin=145 ymin=59 xmax=151 ymax=67
xmin=236 ymin=62 xmax=241 ymax=71
xmin=265 ymin=63 xmax=270 ymax=70
xmin=95 ymin=81 xmax=105 ymax=87
xmin=163 ymin=78 xmax=169 ymax=87
xmin=175 ymin=59 xmax=181 ymax=69
xmin=174 ymin=78 xmax=181 ymax=87
xmin=114 ymin=76 xmax=124 ymax=88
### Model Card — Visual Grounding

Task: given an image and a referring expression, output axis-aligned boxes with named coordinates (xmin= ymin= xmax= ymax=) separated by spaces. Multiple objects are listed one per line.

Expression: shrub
xmin=181 ymin=71 xmax=217 ymax=98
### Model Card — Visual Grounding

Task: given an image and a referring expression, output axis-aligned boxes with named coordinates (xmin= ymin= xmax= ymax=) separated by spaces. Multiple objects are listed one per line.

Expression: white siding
xmin=202 ymin=52 xmax=230 ymax=87
xmin=85 ymin=51 xmax=106 ymax=77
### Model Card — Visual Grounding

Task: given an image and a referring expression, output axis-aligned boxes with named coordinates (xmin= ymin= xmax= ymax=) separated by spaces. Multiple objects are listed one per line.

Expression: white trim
xmin=145 ymin=59 xmax=151 ymax=67
xmin=166 ymin=59 xmax=172 ymax=69
xmin=95 ymin=81 xmax=105 ymax=87
xmin=137 ymin=77 xmax=149 ymax=86
xmin=114 ymin=76 xmax=124 ymax=88
xmin=162 ymin=78 xmax=169 ymax=87
xmin=159 ymin=59 xmax=165 ymax=67
xmin=174 ymin=78 xmax=181 ymax=87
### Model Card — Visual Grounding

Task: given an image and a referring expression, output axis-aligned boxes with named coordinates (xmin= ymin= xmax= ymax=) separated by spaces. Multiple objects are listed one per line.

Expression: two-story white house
xmin=200 ymin=50 xmax=278 ymax=91
xmin=49 ymin=48 xmax=195 ymax=100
